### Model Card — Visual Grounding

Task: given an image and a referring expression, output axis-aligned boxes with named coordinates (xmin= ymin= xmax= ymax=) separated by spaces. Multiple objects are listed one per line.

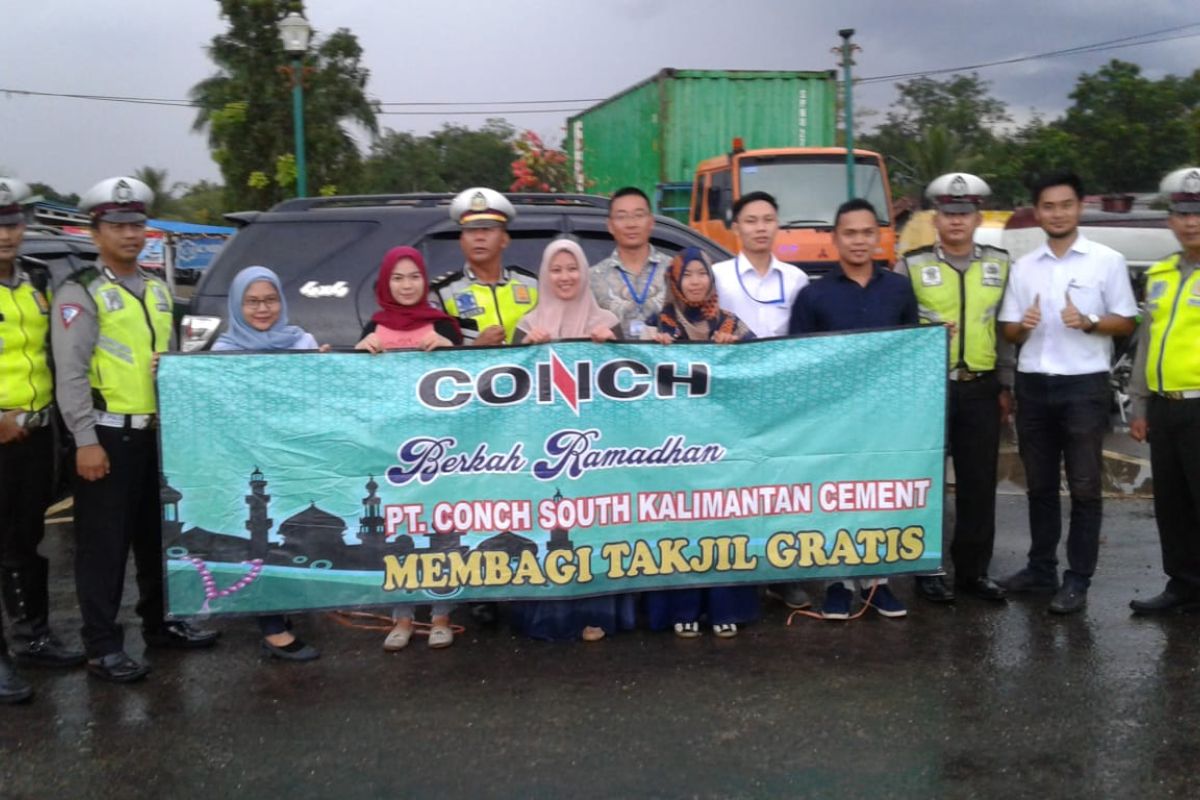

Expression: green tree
xmin=171 ymin=181 xmax=228 ymax=225
xmin=132 ymin=166 xmax=183 ymax=218
xmin=1061 ymin=60 xmax=1194 ymax=193
xmin=190 ymin=0 xmax=378 ymax=210
xmin=26 ymin=182 xmax=80 ymax=207
xmin=510 ymin=130 xmax=570 ymax=192
xmin=356 ymin=120 xmax=516 ymax=194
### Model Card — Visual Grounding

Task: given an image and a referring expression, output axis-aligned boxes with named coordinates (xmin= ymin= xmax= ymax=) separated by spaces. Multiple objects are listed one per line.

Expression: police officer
xmin=2 ymin=178 xmax=86 ymax=704
xmin=895 ymin=173 xmax=1011 ymax=604
xmin=432 ymin=187 xmax=537 ymax=345
xmin=1129 ymin=167 xmax=1200 ymax=614
xmin=52 ymin=177 xmax=216 ymax=683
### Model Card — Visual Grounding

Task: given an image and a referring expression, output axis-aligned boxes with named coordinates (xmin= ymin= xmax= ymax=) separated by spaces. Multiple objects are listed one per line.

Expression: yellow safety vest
xmin=82 ymin=268 xmax=174 ymax=414
xmin=1144 ymin=253 xmax=1200 ymax=393
xmin=435 ymin=266 xmax=537 ymax=343
xmin=903 ymin=244 xmax=1010 ymax=371
xmin=0 ymin=267 xmax=53 ymax=411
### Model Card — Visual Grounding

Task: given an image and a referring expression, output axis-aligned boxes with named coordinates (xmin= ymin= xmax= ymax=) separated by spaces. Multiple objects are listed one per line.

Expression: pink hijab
xmin=517 ymin=239 xmax=618 ymax=339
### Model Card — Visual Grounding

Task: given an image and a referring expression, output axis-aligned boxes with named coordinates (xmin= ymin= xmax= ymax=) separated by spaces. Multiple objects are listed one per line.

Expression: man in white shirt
xmin=712 ymin=191 xmax=808 ymax=338
xmin=997 ymin=171 xmax=1137 ymax=614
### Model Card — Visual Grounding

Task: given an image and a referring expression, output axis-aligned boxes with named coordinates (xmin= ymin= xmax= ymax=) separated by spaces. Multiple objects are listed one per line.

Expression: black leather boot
xmin=0 ymin=634 xmax=34 ymax=705
xmin=1 ymin=564 xmax=85 ymax=668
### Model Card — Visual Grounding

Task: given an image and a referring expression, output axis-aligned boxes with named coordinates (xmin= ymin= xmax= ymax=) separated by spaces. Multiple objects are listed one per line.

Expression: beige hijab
xmin=518 ymin=239 xmax=618 ymax=339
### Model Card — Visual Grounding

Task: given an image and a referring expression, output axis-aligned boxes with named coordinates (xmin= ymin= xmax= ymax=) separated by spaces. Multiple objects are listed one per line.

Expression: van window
xmin=200 ymin=220 xmax=379 ymax=294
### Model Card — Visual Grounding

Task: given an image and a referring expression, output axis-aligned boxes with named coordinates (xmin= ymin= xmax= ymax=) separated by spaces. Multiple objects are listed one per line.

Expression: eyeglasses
xmin=242 ymin=297 xmax=281 ymax=309
xmin=611 ymin=211 xmax=651 ymax=223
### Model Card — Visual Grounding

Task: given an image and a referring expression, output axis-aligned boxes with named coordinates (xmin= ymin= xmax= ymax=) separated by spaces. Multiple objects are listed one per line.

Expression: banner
xmin=158 ymin=328 xmax=946 ymax=618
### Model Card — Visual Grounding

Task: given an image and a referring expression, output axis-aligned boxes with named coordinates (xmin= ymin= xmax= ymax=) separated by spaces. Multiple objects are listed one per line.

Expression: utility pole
xmin=836 ymin=29 xmax=861 ymax=201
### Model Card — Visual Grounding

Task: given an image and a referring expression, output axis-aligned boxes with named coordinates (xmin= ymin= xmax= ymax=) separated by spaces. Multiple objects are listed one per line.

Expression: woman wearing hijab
xmin=212 ymin=266 xmax=324 ymax=661
xmin=509 ymin=239 xmax=636 ymax=642
xmin=357 ymin=247 xmax=464 ymax=651
xmin=646 ymin=247 xmax=759 ymax=638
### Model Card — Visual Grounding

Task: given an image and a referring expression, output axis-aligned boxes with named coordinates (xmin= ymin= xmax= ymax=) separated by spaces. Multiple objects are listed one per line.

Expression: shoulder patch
xmin=980 ymin=244 xmax=1011 ymax=259
xmin=66 ymin=266 xmax=101 ymax=288
xmin=506 ymin=264 xmax=537 ymax=280
xmin=430 ymin=270 xmax=463 ymax=290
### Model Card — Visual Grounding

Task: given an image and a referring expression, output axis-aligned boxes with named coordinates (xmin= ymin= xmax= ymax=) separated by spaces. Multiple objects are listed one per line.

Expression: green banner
xmin=158 ymin=328 xmax=946 ymax=618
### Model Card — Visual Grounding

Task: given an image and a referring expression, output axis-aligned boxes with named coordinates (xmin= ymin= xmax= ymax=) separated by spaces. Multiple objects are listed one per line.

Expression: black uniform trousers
xmin=0 ymin=426 xmax=56 ymax=639
xmin=947 ymin=374 xmax=1002 ymax=580
xmin=1147 ymin=394 xmax=1200 ymax=595
xmin=72 ymin=424 xmax=165 ymax=658
xmin=1015 ymin=371 xmax=1109 ymax=588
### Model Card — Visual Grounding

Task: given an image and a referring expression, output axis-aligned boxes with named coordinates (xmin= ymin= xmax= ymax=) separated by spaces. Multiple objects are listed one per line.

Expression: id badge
xmin=629 ymin=320 xmax=646 ymax=338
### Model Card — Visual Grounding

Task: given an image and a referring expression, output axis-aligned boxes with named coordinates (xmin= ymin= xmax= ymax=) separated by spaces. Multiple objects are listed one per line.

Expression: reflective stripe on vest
xmin=442 ymin=280 xmax=537 ymax=343
xmin=1144 ymin=253 xmax=1200 ymax=393
xmin=86 ymin=274 xmax=174 ymax=414
xmin=0 ymin=278 xmax=53 ymax=411
xmin=905 ymin=249 xmax=1009 ymax=371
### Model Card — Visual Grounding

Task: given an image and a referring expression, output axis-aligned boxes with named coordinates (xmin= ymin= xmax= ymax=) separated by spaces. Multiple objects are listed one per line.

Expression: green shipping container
xmin=566 ymin=68 xmax=838 ymax=209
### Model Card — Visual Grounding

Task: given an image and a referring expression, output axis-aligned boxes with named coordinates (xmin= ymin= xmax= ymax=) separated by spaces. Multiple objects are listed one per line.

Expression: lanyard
xmin=618 ymin=262 xmax=658 ymax=310
xmin=734 ymin=255 xmax=785 ymax=305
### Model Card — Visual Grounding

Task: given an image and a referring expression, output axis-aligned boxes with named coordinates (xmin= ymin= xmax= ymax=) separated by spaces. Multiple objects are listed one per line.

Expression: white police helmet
xmin=79 ymin=177 xmax=154 ymax=223
xmin=926 ymin=173 xmax=991 ymax=213
xmin=449 ymin=187 xmax=517 ymax=228
xmin=1160 ymin=167 xmax=1200 ymax=213
xmin=0 ymin=177 xmax=32 ymax=225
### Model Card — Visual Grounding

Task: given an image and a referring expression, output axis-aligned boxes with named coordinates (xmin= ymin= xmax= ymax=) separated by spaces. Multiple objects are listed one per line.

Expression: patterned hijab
xmin=216 ymin=266 xmax=312 ymax=351
xmin=656 ymin=247 xmax=751 ymax=342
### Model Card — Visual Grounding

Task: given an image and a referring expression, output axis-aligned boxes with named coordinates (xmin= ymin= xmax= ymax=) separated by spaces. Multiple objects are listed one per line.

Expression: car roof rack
xmin=269 ymin=192 xmax=611 ymax=213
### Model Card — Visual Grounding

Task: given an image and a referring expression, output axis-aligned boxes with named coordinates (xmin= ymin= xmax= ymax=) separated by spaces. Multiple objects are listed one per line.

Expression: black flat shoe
xmin=261 ymin=638 xmax=320 ymax=662
xmin=1130 ymin=588 xmax=1200 ymax=616
xmin=143 ymin=621 xmax=219 ymax=650
xmin=86 ymin=652 xmax=150 ymax=684
xmin=13 ymin=632 xmax=86 ymax=668
xmin=1048 ymin=584 xmax=1087 ymax=615
xmin=915 ymin=575 xmax=956 ymax=604
xmin=955 ymin=576 xmax=1008 ymax=602
xmin=0 ymin=656 xmax=34 ymax=704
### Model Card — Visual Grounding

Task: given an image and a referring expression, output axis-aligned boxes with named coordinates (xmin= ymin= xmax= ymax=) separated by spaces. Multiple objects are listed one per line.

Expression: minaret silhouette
xmin=547 ymin=487 xmax=574 ymax=552
xmin=359 ymin=476 xmax=387 ymax=548
xmin=244 ymin=466 xmax=272 ymax=559
xmin=160 ymin=474 xmax=183 ymax=541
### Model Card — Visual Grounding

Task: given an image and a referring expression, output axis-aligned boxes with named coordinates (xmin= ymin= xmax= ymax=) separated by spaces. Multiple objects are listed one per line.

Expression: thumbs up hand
xmin=1061 ymin=289 xmax=1087 ymax=329
xmin=1021 ymin=293 xmax=1042 ymax=330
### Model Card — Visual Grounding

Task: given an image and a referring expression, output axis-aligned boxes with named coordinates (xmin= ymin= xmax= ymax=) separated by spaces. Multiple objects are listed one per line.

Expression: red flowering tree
xmin=510 ymin=130 xmax=571 ymax=193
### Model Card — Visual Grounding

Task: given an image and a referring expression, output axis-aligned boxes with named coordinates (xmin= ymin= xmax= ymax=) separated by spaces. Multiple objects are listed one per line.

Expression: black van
xmin=180 ymin=193 xmax=730 ymax=351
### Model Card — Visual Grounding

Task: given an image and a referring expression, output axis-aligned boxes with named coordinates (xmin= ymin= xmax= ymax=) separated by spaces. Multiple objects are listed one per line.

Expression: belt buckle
xmin=954 ymin=368 xmax=978 ymax=382
xmin=1164 ymin=391 xmax=1184 ymax=400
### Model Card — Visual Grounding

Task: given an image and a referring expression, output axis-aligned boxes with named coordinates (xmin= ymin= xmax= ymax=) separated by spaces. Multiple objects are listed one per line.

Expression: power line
xmin=857 ymin=23 xmax=1200 ymax=84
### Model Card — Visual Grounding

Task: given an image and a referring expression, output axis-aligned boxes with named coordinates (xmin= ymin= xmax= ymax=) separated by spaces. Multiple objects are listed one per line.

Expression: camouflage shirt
xmin=588 ymin=246 xmax=673 ymax=338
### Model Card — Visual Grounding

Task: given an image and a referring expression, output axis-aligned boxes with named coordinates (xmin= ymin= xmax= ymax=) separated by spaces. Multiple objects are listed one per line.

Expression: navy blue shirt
xmin=788 ymin=266 xmax=918 ymax=334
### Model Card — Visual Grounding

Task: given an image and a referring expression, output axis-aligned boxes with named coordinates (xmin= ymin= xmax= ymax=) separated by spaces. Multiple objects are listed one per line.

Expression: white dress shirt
xmin=712 ymin=253 xmax=809 ymax=338
xmin=997 ymin=234 xmax=1137 ymax=375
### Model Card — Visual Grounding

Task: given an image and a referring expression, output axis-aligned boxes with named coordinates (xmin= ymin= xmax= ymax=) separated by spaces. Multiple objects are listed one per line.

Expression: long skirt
xmin=509 ymin=594 xmax=638 ymax=642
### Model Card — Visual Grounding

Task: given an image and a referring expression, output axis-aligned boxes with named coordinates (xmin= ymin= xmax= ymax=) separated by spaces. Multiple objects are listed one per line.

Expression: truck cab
xmin=690 ymin=145 xmax=896 ymax=277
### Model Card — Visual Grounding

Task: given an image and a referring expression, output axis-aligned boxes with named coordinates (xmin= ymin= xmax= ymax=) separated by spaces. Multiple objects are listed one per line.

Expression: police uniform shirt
xmin=998 ymin=234 xmax=1138 ymax=376
xmin=431 ymin=264 xmax=536 ymax=343
xmin=51 ymin=262 xmax=176 ymax=448
xmin=711 ymin=254 xmax=808 ymax=338
xmin=1129 ymin=254 xmax=1200 ymax=418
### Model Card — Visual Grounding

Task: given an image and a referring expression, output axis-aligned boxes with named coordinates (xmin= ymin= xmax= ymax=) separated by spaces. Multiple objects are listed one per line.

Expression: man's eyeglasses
xmin=611 ymin=211 xmax=651 ymax=223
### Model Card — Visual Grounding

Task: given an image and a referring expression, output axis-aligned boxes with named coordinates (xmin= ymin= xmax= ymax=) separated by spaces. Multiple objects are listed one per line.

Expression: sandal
xmin=673 ymin=621 xmax=701 ymax=639
xmin=712 ymin=623 xmax=738 ymax=639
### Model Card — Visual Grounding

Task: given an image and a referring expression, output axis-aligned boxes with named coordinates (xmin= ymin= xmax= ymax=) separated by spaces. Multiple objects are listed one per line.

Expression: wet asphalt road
xmin=2 ymin=494 xmax=1198 ymax=800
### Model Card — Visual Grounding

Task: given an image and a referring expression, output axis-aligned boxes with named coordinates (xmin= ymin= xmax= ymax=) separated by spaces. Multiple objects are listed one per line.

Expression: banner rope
xmin=786 ymin=579 xmax=881 ymax=624
xmin=325 ymin=610 xmax=466 ymax=635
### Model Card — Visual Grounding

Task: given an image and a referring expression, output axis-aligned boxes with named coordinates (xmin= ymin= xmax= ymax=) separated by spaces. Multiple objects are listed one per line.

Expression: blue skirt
xmin=510 ymin=594 xmax=638 ymax=642
xmin=644 ymin=586 xmax=760 ymax=630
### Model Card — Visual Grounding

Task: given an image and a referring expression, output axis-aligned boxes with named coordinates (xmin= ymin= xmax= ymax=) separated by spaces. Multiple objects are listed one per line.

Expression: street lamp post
xmin=278 ymin=11 xmax=312 ymax=198
xmin=836 ymin=28 xmax=860 ymax=201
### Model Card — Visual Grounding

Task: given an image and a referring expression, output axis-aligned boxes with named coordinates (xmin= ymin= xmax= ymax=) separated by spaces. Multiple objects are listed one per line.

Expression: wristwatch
xmin=1085 ymin=313 xmax=1100 ymax=333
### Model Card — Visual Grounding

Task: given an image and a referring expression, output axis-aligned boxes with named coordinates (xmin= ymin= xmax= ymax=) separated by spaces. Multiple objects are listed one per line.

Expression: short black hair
xmin=1030 ymin=171 xmax=1084 ymax=205
xmin=609 ymin=186 xmax=651 ymax=213
xmin=833 ymin=198 xmax=879 ymax=228
xmin=732 ymin=191 xmax=778 ymax=220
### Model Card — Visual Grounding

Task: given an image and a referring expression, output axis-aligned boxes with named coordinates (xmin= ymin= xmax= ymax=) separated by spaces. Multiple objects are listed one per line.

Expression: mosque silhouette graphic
xmin=161 ymin=468 xmax=576 ymax=571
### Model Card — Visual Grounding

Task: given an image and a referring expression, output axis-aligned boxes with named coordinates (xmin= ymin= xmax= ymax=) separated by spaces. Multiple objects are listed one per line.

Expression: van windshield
xmin=738 ymin=156 xmax=891 ymax=227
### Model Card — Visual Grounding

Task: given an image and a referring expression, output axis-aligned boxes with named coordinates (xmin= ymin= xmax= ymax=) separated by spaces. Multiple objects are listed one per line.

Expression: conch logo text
xmin=416 ymin=349 xmax=710 ymax=414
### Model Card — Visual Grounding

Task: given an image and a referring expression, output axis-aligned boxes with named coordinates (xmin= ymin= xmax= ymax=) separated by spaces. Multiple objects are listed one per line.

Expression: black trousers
xmin=1147 ymin=395 xmax=1200 ymax=595
xmin=72 ymin=425 xmax=165 ymax=658
xmin=1015 ymin=372 xmax=1109 ymax=588
xmin=948 ymin=375 xmax=1002 ymax=580
xmin=0 ymin=426 xmax=56 ymax=637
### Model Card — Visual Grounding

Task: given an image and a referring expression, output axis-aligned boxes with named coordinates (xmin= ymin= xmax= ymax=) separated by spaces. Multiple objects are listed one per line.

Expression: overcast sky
xmin=1 ymin=1 xmax=1197 ymax=195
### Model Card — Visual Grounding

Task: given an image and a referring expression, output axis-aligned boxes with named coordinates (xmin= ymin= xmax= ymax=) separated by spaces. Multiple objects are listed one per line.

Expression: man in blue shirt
xmin=789 ymin=198 xmax=918 ymax=620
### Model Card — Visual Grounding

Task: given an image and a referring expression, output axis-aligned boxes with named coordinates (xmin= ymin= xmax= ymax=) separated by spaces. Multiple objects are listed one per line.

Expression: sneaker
xmin=383 ymin=622 xmax=413 ymax=652
xmin=820 ymin=584 xmax=853 ymax=620
xmin=998 ymin=567 xmax=1059 ymax=594
xmin=863 ymin=583 xmax=907 ymax=618
xmin=427 ymin=625 xmax=454 ymax=649
xmin=766 ymin=583 xmax=812 ymax=610
xmin=712 ymin=623 xmax=738 ymax=638
xmin=673 ymin=621 xmax=701 ymax=638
